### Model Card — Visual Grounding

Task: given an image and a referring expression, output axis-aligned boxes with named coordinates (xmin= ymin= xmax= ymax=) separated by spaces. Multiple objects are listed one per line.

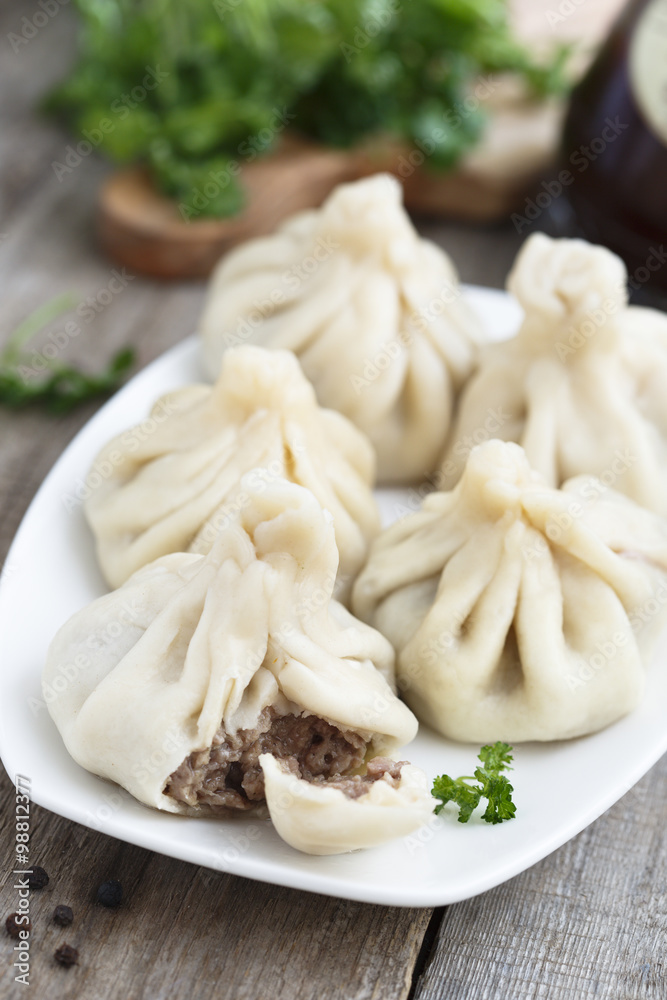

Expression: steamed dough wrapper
xmin=84 ymin=345 xmax=380 ymax=602
xmin=353 ymin=440 xmax=667 ymax=743
xmin=45 ymin=476 xmax=423 ymax=851
xmin=199 ymin=174 xmax=482 ymax=484
xmin=441 ymin=232 xmax=667 ymax=514
xmin=260 ymin=755 xmax=434 ymax=856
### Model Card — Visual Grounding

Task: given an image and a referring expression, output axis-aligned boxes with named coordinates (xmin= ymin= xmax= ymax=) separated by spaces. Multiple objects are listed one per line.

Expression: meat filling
xmin=165 ymin=709 xmax=369 ymax=811
xmin=309 ymin=757 xmax=408 ymax=799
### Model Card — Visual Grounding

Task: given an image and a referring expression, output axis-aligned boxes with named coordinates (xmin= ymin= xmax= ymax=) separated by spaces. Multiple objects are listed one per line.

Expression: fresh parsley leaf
xmin=478 ymin=740 xmax=514 ymax=773
xmin=0 ymin=298 xmax=135 ymax=414
xmin=432 ymin=741 xmax=516 ymax=824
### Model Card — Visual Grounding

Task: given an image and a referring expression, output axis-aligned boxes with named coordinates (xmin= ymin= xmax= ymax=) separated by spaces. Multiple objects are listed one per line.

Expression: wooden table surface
xmin=1 ymin=5 xmax=666 ymax=999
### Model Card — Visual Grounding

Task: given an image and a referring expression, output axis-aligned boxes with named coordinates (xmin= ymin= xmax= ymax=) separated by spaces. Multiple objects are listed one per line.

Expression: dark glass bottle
xmin=562 ymin=0 xmax=667 ymax=295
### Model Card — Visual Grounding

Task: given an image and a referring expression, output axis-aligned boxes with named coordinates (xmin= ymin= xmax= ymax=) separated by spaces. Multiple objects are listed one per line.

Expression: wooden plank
xmin=2 ymin=5 xmax=666 ymax=999
xmin=413 ymin=752 xmax=667 ymax=1000
xmin=0 ymin=15 xmax=432 ymax=999
xmin=0 ymin=770 xmax=430 ymax=1000
xmin=0 ymin=211 xmax=431 ymax=1000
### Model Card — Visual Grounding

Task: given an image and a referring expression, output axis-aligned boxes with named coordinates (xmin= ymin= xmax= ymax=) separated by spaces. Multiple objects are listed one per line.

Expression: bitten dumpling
xmin=84 ymin=345 xmax=380 ymax=602
xmin=260 ymin=754 xmax=435 ymax=856
xmin=441 ymin=232 xmax=667 ymax=513
xmin=44 ymin=475 xmax=419 ymax=821
xmin=353 ymin=440 xmax=667 ymax=743
xmin=199 ymin=174 xmax=482 ymax=484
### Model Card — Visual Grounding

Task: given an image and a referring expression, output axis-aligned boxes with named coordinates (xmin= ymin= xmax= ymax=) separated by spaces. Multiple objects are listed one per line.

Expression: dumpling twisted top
xmin=508 ymin=232 xmax=627 ymax=356
xmin=46 ymin=474 xmax=416 ymax=812
xmin=199 ymin=174 xmax=482 ymax=484
xmin=84 ymin=345 xmax=380 ymax=601
xmin=354 ymin=440 xmax=667 ymax=743
xmin=441 ymin=233 xmax=667 ymax=508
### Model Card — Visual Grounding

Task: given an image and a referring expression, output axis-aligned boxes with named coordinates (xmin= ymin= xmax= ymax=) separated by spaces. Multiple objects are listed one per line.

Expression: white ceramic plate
xmin=2 ymin=286 xmax=667 ymax=908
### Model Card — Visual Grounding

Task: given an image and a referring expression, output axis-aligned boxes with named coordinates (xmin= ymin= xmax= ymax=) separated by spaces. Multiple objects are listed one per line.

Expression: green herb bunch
xmin=46 ymin=0 xmax=569 ymax=218
xmin=432 ymin=741 xmax=517 ymax=824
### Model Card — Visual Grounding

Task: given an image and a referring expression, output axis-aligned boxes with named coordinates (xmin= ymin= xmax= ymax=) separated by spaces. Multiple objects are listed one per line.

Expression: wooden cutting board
xmin=98 ymin=138 xmax=359 ymax=280
xmin=98 ymin=0 xmax=627 ymax=279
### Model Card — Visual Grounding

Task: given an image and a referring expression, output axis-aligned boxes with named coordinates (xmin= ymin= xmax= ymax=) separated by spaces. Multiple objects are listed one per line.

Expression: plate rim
xmin=2 ymin=283 xmax=666 ymax=908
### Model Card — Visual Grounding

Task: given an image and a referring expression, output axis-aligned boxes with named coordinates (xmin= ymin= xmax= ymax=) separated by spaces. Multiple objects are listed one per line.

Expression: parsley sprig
xmin=0 ymin=295 xmax=135 ymax=415
xmin=432 ymin=742 xmax=516 ymax=824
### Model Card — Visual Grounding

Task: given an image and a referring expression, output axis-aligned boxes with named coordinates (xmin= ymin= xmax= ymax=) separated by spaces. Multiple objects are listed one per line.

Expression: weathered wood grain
xmin=413 ymin=753 xmax=667 ymax=1000
xmin=0 ymin=767 xmax=430 ymax=1000
xmin=1 ymin=3 xmax=667 ymax=1000
xmin=0 ymin=11 xmax=433 ymax=1000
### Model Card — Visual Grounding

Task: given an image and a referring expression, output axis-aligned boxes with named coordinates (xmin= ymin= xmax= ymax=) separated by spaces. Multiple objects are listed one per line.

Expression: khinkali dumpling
xmin=441 ymin=232 xmax=667 ymax=513
xmin=44 ymin=475 xmax=419 ymax=828
xmin=199 ymin=174 xmax=482 ymax=484
xmin=353 ymin=440 xmax=667 ymax=743
xmin=84 ymin=345 xmax=379 ymax=602
xmin=260 ymin=754 xmax=434 ymax=856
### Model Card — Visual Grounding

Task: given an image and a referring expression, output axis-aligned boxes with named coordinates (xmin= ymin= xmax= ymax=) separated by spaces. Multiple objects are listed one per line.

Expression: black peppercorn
xmin=54 ymin=943 xmax=78 ymax=968
xmin=27 ymin=867 xmax=49 ymax=890
xmin=96 ymin=880 xmax=122 ymax=907
xmin=53 ymin=905 xmax=74 ymax=926
xmin=5 ymin=913 xmax=30 ymax=938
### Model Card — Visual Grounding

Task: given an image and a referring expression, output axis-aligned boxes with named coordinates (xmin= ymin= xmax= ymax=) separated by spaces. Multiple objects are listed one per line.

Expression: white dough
xmin=199 ymin=174 xmax=482 ymax=484
xmin=44 ymin=475 xmax=417 ymax=813
xmin=441 ymin=232 xmax=667 ymax=514
xmin=353 ymin=440 xmax=667 ymax=743
xmin=260 ymin=754 xmax=434 ymax=856
xmin=84 ymin=345 xmax=380 ymax=603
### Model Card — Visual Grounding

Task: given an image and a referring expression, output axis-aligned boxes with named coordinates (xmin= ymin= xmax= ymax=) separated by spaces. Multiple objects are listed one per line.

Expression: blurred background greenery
xmin=45 ymin=0 xmax=569 ymax=218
